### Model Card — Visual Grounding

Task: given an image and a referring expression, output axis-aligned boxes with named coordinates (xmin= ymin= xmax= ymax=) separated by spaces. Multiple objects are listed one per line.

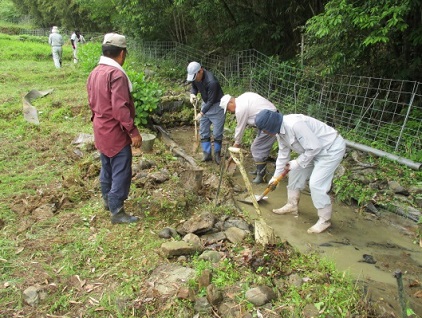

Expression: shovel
xmin=192 ymin=99 xmax=200 ymax=153
xmin=238 ymin=168 xmax=289 ymax=204
xmin=228 ymin=147 xmax=277 ymax=246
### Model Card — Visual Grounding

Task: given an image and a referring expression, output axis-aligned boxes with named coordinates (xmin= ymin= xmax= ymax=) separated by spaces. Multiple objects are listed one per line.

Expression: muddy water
xmin=166 ymin=126 xmax=422 ymax=315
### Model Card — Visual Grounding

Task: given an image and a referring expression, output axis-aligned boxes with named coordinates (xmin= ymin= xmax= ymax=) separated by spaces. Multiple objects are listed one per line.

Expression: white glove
xmin=190 ymin=94 xmax=197 ymax=104
xmin=195 ymin=112 xmax=203 ymax=121
xmin=287 ymin=160 xmax=299 ymax=171
xmin=268 ymin=176 xmax=278 ymax=190
xmin=268 ymin=176 xmax=277 ymax=185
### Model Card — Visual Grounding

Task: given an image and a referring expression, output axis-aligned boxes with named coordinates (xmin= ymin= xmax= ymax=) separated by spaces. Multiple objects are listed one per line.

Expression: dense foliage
xmin=5 ymin=0 xmax=422 ymax=80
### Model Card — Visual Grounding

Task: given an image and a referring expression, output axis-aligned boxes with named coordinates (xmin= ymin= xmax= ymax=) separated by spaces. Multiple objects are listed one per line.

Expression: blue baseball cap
xmin=255 ymin=109 xmax=283 ymax=136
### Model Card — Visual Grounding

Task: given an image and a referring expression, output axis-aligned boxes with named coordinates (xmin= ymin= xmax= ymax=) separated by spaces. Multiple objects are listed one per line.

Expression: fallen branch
xmin=154 ymin=125 xmax=199 ymax=168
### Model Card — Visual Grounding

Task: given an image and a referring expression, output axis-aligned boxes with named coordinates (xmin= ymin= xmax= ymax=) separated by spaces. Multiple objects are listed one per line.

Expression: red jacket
xmin=87 ymin=64 xmax=140 ymax=157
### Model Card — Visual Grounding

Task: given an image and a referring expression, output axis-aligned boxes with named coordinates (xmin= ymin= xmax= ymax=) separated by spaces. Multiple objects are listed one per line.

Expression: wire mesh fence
xmin=131 ymin=41 xmax=421 ymax=162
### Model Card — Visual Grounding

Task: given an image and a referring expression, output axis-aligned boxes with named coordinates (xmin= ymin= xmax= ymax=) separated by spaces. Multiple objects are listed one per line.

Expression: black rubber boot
xmin=100 ymin=182 xmax=111 ymax=211
xmin=252 ymin=163 xmax=267 ymax=184
xmin=111 ymin=208 xmax=139 ymax=224
xmin=201 ymin=152 xmax=212 ymax=162
xmin=214 ymin=151 xmax=221 ymax=165
xmin=109 ymin=197 xmax=139 ymax=224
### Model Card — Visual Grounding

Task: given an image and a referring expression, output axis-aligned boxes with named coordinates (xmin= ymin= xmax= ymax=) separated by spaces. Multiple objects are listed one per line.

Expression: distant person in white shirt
xmin=48 ymin=26 xmax=64 ymax=68
xmin=70 ymin=29 xmax=86 ymax=63
xmin=219 ymin=92 xmax=277 ymax=184
xmin=255 ymin=109 xmax=346 ymax=234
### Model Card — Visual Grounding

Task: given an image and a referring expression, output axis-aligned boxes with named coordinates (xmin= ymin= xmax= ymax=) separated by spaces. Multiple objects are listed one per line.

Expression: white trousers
xmin=287 ymin=135 xmax=346 ymax=209
xmin=52 ymin=46 xmax=62 ymax=68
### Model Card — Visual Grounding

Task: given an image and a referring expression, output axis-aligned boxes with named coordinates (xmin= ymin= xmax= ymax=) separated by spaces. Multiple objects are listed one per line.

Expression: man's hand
xmin=195 ymin=112 xmax=203 ymax=121
xmin=287 ymin=160 xmax=299 ymax=171
xmin=190 ymin=94 xmax=197 ymax=105
xmin=131 ymin=135 xmax=142 ymax=148
xmin=268 ymin=176 xmax=278 ymax=190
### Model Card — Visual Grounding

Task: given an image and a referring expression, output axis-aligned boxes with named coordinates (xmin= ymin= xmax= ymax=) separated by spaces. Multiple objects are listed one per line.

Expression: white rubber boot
xmin=272 ymin=189 xmax=300 ymax=215
xmin=307 ymin=205 xmax=332 ymax=233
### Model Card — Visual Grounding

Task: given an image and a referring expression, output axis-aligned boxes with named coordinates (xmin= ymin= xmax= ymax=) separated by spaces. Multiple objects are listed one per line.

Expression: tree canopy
xmin=8 ymin=0 xmax=422 ymax=81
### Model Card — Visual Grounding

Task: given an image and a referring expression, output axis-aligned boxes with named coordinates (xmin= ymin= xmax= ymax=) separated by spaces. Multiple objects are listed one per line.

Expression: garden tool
xmin=192 ymin=99 xmax=200 ymax=153
xmin=228 ymin=147 xmax=277 ymax=246
xmin=237 ymin=168 xmax=289 ymax=204
xmin=214 ymin=143 xmax=229 ymax=206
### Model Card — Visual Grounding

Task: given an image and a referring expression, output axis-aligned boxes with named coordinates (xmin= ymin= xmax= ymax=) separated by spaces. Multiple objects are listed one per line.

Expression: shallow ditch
xmin=163 ymin=125 xmax=422 ymax=317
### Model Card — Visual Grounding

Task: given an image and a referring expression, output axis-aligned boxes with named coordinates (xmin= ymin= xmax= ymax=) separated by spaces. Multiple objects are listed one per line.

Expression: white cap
xmin=52 ymin=26 xmax=59 ymax=33
xmin=186 ymin=61 xmax=201 ymax=81
xmin=219 ymin=94 xmax=232 ymax=113
xmin=102 ymin=33 xmax=127 ymax=48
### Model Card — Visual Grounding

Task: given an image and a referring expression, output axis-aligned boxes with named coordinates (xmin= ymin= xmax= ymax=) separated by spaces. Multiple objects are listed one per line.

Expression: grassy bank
xmin=0 ymin=33 xmax=376 ymax=317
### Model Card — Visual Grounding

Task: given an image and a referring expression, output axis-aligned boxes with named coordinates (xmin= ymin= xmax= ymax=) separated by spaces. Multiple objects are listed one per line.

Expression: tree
xmin=304 ymin=0 xmax=422 ymax=80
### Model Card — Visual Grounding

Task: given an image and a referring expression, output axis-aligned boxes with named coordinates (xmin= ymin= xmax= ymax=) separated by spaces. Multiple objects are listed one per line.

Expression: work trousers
xmin=199 ymin=103 xmax=225 ymax=142
xmin=287 ymin=135 xmax=346 ymax=209
xmin=251 ymin=132 xmax=277 ymax=163
xmin=51 ymin=46 xmax=62 ymax=68
xmin=99 ymin=145 xmax=132 ymax=204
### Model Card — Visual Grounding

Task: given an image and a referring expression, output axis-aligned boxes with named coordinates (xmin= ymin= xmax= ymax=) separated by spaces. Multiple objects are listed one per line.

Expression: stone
xmin=245 ymin=286 xmax=277 ymax=306
xmin=23 ymin=286 xmax=40 ymax=306
xmin=287 ymin=273 xmax=303 ymax=288
xmin=194 ymin=296 xmax=212 ymax=314
xmin=176 ymin=212 xmax=216 ymax=235
xmin=182 ymin=233 xmax=202 ymax=249
xmin=198 ymin=269 xmax=212 ymax=289
xmin=198 ymin=251 xmax=222 ymax=263
xmin=225 ymin=226 xmax=248 ymax=244
xmin=147 ymin=264 xmax=195 ymax=296
xmin=206 ymin=284 xmax=223 ymax=305
xmin=161 ymin=241 xmax=201 ymax=258
xmin=200 ymin=231 xmax=226 ymax=245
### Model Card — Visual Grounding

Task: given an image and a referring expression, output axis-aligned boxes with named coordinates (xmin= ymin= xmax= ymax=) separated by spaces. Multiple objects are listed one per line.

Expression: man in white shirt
xmin=219 ymin=92 xmax=277 ymax=183
xmin=255 ymin=109 xmax=346 ymax=233
xmin=70 ymin=29 xmax=86 ymax=63
xmin=48 ymin=26 xmax=64 ymax=68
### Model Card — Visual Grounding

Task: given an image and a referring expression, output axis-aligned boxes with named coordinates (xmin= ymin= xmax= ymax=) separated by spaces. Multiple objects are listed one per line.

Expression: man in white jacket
xmin=219 ymin=92 xmax=277 ymax=183
xmin=255 ymin=109 xmax=346 ymax=233
xmin=70 ymin=29 xmax=86 ymax=63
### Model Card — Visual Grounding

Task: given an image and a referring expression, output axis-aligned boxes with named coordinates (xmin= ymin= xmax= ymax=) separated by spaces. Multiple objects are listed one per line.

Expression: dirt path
xmin=167 ymin=126 xmax=422 ymax=316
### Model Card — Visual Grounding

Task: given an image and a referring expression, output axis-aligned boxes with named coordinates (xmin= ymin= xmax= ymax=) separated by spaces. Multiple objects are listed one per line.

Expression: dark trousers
xmin=99 ymin=145 xmax=132 ymax=205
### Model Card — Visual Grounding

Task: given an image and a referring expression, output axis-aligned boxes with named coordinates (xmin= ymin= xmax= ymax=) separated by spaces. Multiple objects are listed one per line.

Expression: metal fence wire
xmin=133 ymin=41 xmax=421 ymax=162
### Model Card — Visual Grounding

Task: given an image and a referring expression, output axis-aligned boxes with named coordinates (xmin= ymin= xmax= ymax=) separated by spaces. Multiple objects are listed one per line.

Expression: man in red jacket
xmin=87 ymin=33 xmax=142 ymax=224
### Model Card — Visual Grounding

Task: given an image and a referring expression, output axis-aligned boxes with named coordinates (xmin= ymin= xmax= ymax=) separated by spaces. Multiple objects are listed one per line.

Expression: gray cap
xmin=186 ymin=61 xmax=201 ymax=81
xmin=103 ymin=33 xmax=127 ymax=48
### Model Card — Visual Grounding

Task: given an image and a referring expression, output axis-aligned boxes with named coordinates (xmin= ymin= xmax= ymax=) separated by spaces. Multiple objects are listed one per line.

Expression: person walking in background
xmin=70 ymin=29 xmax=86 ymax=63
xmin=187 ymin=61 xmax=225 ymax=164
xmin=87 ymin=33 xmax=142 ymax=224
xmin=219 ymin=92 xmax=277 ymax=183
xmin=48 ymin=26 xmax=64 ymax=68
xmin=254 ymin=109 xmax=346 ymax=234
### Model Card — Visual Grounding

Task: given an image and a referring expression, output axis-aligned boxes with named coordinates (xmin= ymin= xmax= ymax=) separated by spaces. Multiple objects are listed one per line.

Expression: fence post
xmin=395 ymin=82 xmax=418 ymax=152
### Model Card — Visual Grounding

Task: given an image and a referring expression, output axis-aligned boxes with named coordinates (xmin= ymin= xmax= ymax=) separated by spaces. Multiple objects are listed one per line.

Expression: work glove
xmin=287 ymin=159 xmax=299 ymax=171
xmin=268 ymin=176 xmax=278 ymax=190
xmin=190 ymin=94 xmax=197 ymax=105
xmin=195 ymin=112 xmax=203 ymax=121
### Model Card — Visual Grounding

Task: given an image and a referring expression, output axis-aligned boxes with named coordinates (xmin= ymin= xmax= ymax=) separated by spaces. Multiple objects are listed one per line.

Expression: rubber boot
xmin=307 ymin=205 xmax=332 ymax=233
xmin=201 ymin=140 xmax=212 ymax=162
xmin=272 ymin=189 xmax=300 ymax=215
xmin=109 ymin=197 xmax=139 ymax=224
xmin=100 ymin=182 xmax=111 ymax=211
xmin=214 ymin=140 xmax=222 ymax=165
xmin=252 ymin=163 xmax=266 ymax=184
